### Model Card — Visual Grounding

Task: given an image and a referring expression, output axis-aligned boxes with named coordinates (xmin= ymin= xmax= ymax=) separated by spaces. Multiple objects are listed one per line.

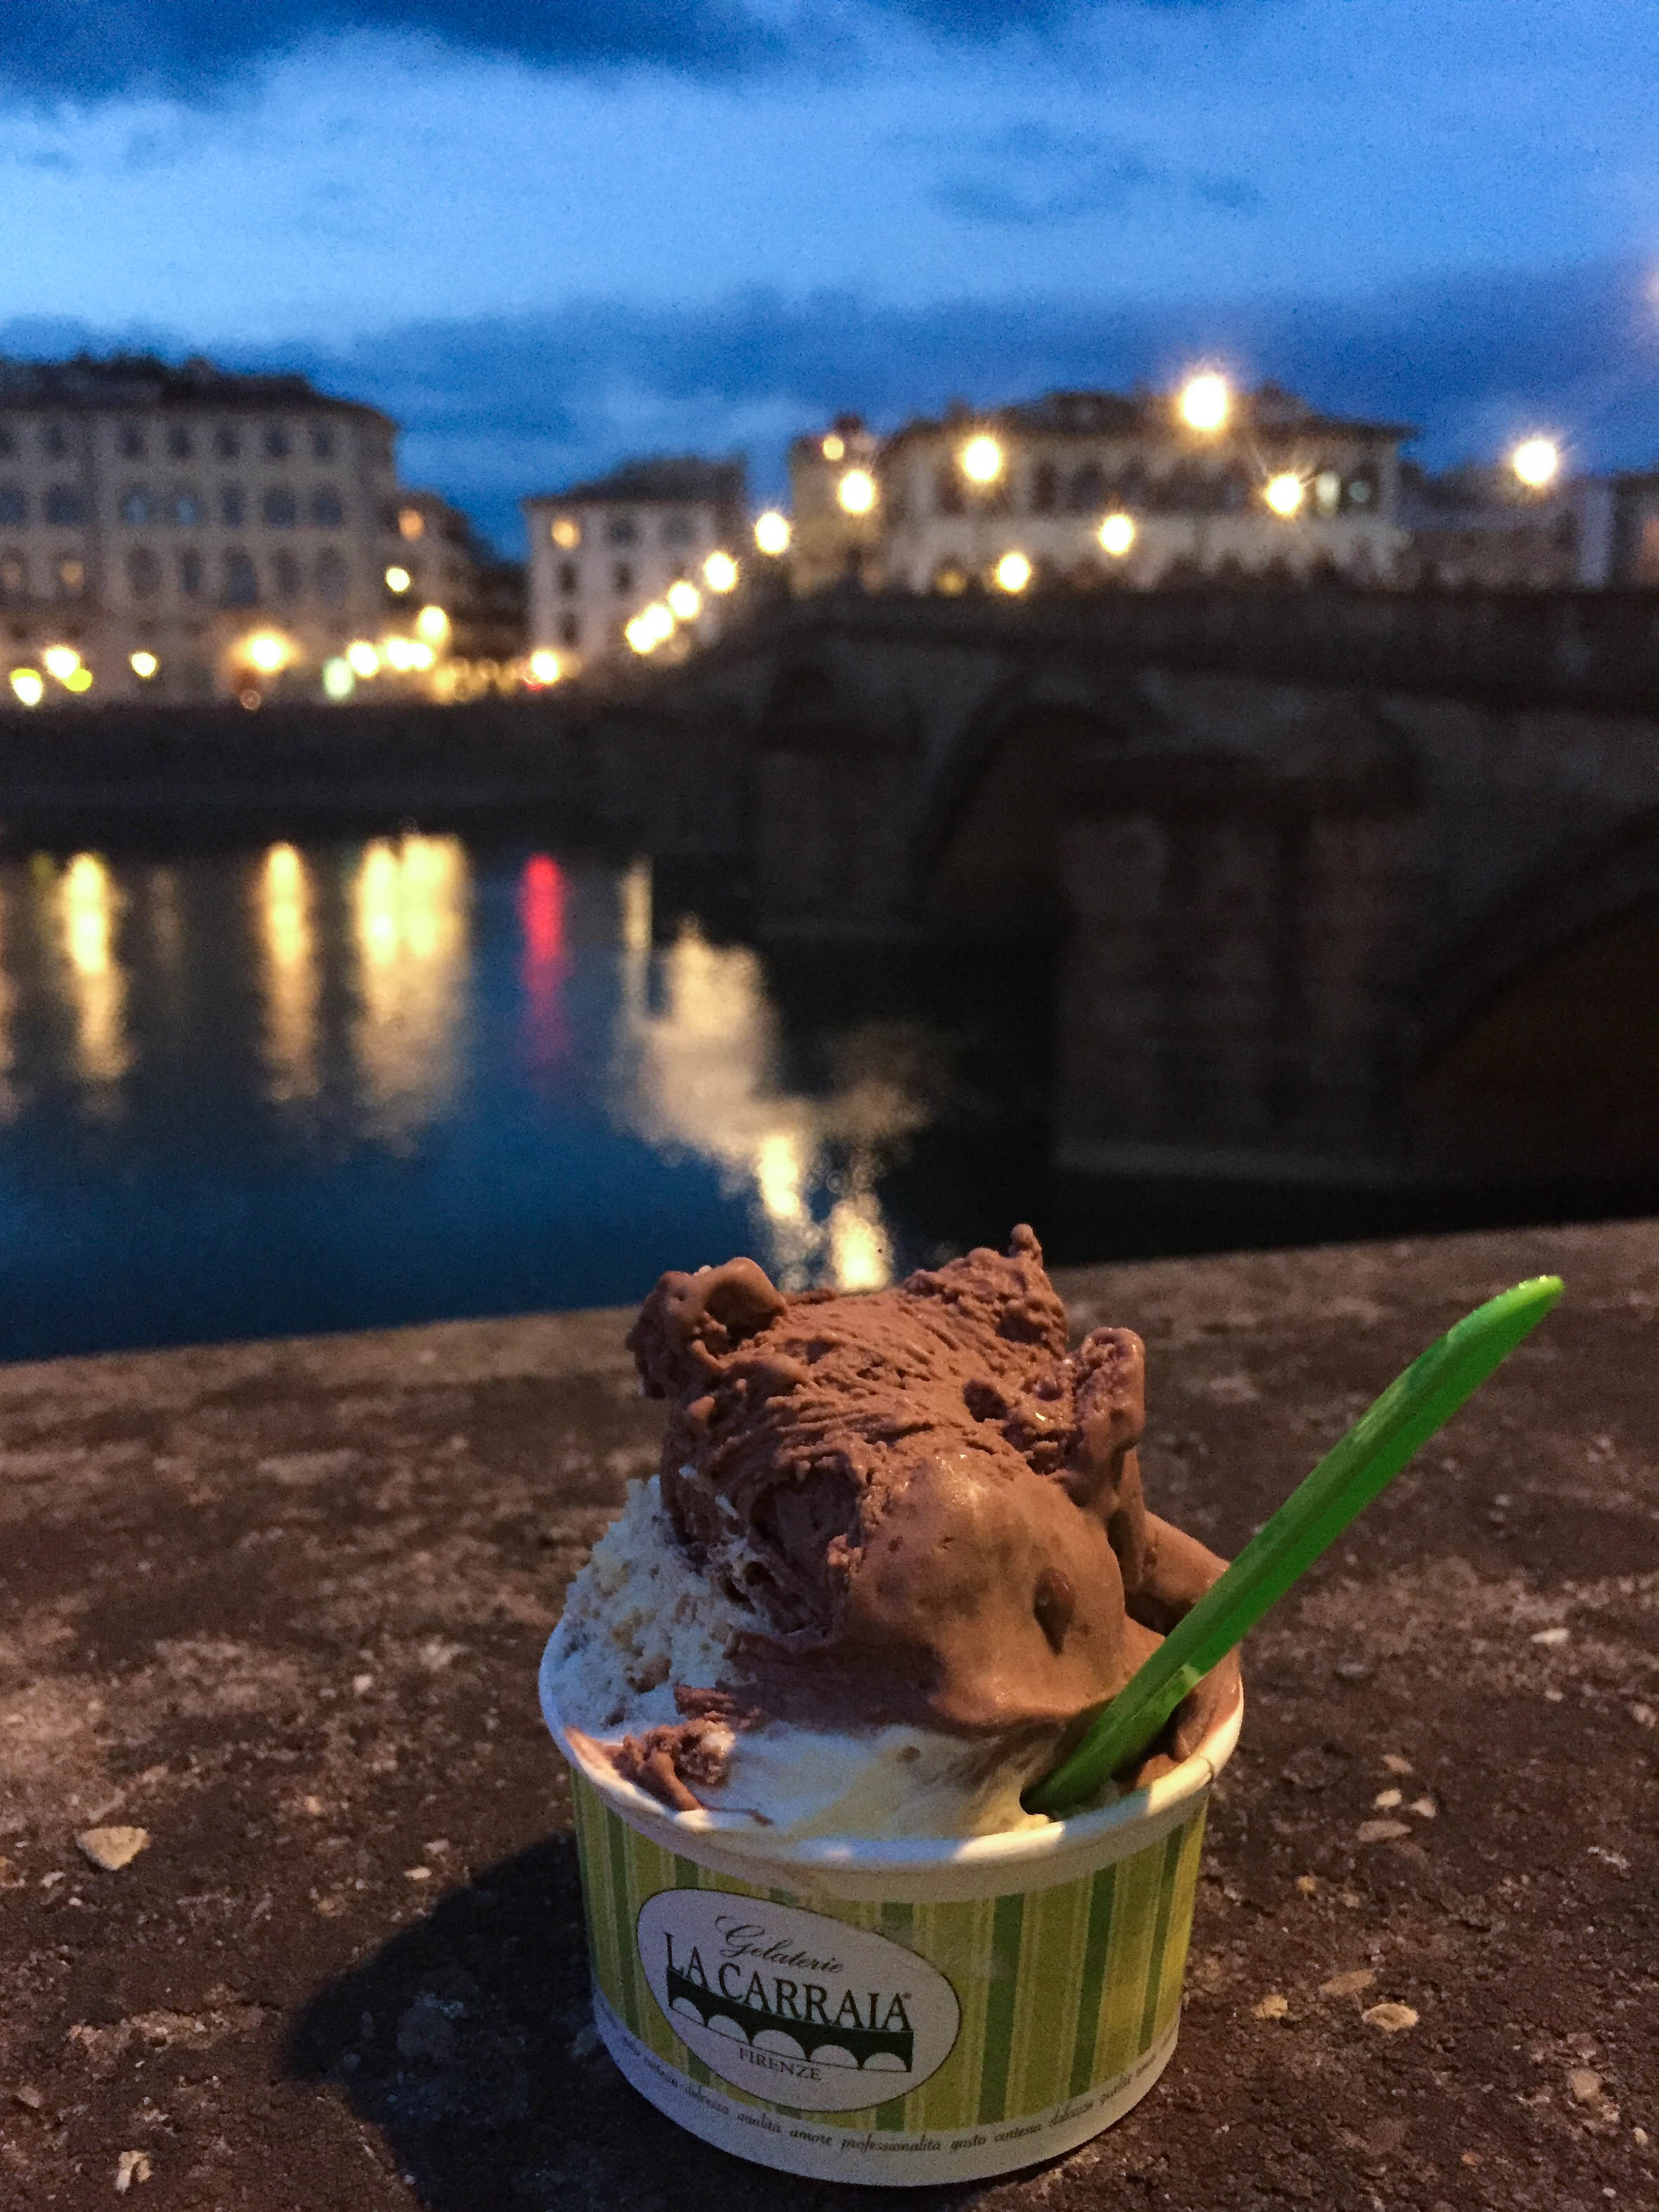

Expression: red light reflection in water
xmin=519 ymin=853 xmax=569 ymax=1068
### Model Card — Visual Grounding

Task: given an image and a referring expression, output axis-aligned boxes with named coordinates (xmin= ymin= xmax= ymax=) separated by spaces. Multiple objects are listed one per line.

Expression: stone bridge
xmin=669 ymin=588 xmax=1659 ymax=1184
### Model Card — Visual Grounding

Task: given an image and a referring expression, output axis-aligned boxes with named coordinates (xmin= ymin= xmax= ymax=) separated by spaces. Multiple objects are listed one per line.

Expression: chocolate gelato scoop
xmin=627 ymin=1226 xmax=1238 ymax=1763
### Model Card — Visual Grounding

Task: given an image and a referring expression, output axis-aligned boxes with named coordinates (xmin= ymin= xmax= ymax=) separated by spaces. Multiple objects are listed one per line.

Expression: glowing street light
xmin=667 ymin=579 xmax=703 ymax=621
xmin=960 ymin=433 xmax=1004 ymax=485
xmin=414 ymin=603 xmax=450 ymax=646
xmin=10 ymin=668 xmax=44 ymax=707
xmin=702 ymin=550 xmax=740 ymax=594
xmin=1177 ymin=372 xmax=1231 ymax=434
xmin=322 ymin=656 xmax=356 ymax=700
xmin=384 ymin=565 xmax=412 ymax=594
xmin=527 ymin=649 xmax=562 ymax=684
xmin=42 ymin=645 xmax=81 ymax=683
xmin=129 ymin=650 xmax=159 ymax=680
xmin=1511 ymin=436 xmax=1561 ymax=490
xmin=64 ymin=668 xmax=93 ymax=693
xmin=821 ymin=433 xmax=846 ymax=462
xmin=1099 ymin=512 xmax=1136 ymax=556
xmin=346 ymin=639 xmax=381 ymax=679
xmin=382 ymin=636 xmax=435 ymax=672
xmin=754 ymin=510 xmax=791 ymax=556
xmin=549 ymin=516 xmax=581 ymax=548
xmin=994 ymin=549 xmax=1032 ymax=593
xmin=1264 ymin=471 xmax=1306 ymax=517
xmin=242 ymin=631 xmax=289 ymax=675
xmin=837 ymin=468 xmax=877 ymax=516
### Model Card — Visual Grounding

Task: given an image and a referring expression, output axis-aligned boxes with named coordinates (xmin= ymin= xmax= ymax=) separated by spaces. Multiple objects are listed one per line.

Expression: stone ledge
xmin=1 ymin=1220 xmax=1655 ymax=2209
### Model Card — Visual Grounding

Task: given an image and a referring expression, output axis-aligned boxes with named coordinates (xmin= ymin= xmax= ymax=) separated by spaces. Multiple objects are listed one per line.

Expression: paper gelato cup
xmin=540 ymin=1640 xmax=1241 ymax=2186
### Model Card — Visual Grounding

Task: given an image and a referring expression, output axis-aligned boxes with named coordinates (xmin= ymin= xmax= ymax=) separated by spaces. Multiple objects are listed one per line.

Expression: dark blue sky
xmin=4 ymin=1 xmax=1656 ymax=550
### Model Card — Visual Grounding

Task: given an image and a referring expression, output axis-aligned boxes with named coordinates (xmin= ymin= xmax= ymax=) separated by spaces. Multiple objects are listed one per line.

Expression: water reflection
xmin=351 ymin=834 xmax=471 ymax=1144
xmin=615 ymin=899 xmax=921 ymax=1290
xmin=57 ymin=853 xmax=131 ymax=1104
xmin=257 ymin=843 xmax=320 ymax=1106
xmin=518 ymin=853 xmax=569 ymax=1073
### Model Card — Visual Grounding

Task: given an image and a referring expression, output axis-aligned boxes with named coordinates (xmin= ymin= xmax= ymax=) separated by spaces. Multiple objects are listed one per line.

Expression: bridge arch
xmin=1412 ymin=811 xmax=1659 ymax=1176
xmin=914 ymin=678 xmax=1158 ymax=933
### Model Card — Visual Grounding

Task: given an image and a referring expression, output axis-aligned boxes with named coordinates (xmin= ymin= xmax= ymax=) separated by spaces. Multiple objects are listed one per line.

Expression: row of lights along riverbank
xmin=623 ymin=548 xmax=740 ymax=657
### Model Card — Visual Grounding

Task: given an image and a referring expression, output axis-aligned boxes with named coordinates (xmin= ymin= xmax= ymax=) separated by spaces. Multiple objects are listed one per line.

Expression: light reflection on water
xmin=0 ymin=836 xmax=1002 ymax=1360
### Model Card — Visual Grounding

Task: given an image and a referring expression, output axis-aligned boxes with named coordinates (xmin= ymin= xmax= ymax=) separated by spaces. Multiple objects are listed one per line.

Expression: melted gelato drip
xmin=622 ymin=1227 xmax=1235 ymax=1804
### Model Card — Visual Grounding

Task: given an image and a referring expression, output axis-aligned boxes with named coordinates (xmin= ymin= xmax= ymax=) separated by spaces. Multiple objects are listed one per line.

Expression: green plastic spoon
xmin=1025 ymin=1275 xmax=1563 ymax=1819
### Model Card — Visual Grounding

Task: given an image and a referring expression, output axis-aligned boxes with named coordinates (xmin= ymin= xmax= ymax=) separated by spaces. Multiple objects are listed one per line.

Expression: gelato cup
xmin=542 ymin=1638 xmax=1242 ymax=2187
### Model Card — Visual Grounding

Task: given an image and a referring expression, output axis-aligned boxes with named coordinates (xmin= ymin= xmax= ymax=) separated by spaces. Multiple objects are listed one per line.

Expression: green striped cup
xmin=541 ymin=1647 xmax=1241 ymax=2186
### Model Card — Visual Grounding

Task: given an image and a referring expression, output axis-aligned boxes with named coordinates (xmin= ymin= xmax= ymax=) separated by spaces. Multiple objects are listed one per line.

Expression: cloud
xmin=930 ymin=121 xmax=1259 ymax=225
xmin=6 ymin=258 xmax=1653 ymax=553
xmin=0 ymin=0 xmax=1254 ymax=101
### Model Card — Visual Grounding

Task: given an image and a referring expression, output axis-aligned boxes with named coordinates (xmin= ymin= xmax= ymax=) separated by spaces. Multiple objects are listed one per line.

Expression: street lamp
xmin=1177 ymin=372 xmax=1231 ymax=434
xmin=667 ymin=580 xmax=702 ymax=620
xmin=1264 ymin=472 xmax=1306 ymax=516
xmin=754 ymin=510 xmax=791 ymax=556
xmin=837 ymin=469 xmax=877 ymax=516
xmin=129 ymin=650 xmax=159 ymax=680
xmin=1099 ymin=512 xmax=1136 ymax=556
xmin=702 ymin=550 xmax=740 ymax=594
xmin=1510 ymin=437 xmax=1561 ymax=491
xmin=994 ymin=550 xmax=1032 ymax=593
xmin=960 ymin=433 xmax=1004 ymax=486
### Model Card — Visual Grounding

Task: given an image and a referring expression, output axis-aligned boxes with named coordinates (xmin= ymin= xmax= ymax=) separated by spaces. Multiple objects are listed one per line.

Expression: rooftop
xmin=524 ymin=455 xmax=746 ymax=508
xmin=882 ymin=381 xmax=1417 ymax=450
xmin=1 ymin=1219 xmax=1652 ymax=2208
xmin=0 ymin=352 xmax=393 ymax=424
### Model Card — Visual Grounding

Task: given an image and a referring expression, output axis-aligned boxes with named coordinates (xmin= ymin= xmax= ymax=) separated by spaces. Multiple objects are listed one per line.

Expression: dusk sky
xmin=4 ymin=0 xmax=1658 ymax=549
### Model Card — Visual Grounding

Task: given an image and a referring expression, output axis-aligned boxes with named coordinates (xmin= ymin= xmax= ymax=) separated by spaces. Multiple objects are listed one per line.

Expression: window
xmin=397 ymin=506 xmax=426 ymax=540
xmin=118 ymin=423 xmax=146 ymax=459
xmin=272 ymin=550 xmax=302 ymax=601
xmin=612 ymin=561 xmax=634 ymax=594
xmin=1344 ymin=471 xmax=1377 ymax=510
xmin=935 ymin=465 xmax=963 ymax=516
xmin=315 ymin=549 xmax=348 ymax=606
xmin=1030 ymin=461 xmax=1058 ymax=513
xmin=42 ymin=423 xmax=67 ymax=458
xmin=261 ymin=487 xmax=297 ymax=527
xmin=166 ymin=424 xmax=193 ymax=459
xmin=263 ymin=424 xmax=291 ymax=459
xmin=221 ymin=485 xmax=246 ymax=527
xmin=126 ymin=547 xmax=162 ymax=600
xmin=223 ymin=550 xmax=258 ymax=606
xmin=311 ymin=423 xmax=334 ymax=459
xmin=0 ymin=553 xmax=26 ymax=599
xmin=311 ymin=487 xmax=343 ymax=527
xmin=178 ymin=549 xmax=203 ymax=598
xmin=1068 ymin=462 xmax=1106 ymax=512
xmin=0 ymin=487 xmax=25 ymax=526
xmin=558 ymin=611 xmax=580 ymax=646
xmin=215 ymin=424 xmax=240 ymax=459
xmin=119 ymin=487 xmax=152 ymax=525
xmin=605 ymin=515 xmax=638 ymax=547
xmin=46 ymin=485 xmax=89 ymax=526
xmin=557 ymin=560 xmax=579 ymax=595
xmin=55 ymin=556 xmax=86 ymax=597
xmin=171 ymin=489 xmax=204 ymax=526
xmin=662 ymin=514 xmax=697 ymax=547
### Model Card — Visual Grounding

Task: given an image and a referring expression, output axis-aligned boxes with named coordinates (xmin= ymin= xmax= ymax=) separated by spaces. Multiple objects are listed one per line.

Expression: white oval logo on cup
xmin=636 ymin=1890 xmax=961 ymax=2112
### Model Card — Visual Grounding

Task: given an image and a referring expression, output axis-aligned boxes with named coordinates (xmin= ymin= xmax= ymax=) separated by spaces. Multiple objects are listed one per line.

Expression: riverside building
xmin=523 ymin=457 xmax=747 ymax=672
xmin=0 ymin=355 xmax=431 ymax=705
xmin=787 ymin=380 xmax=1410 ymax=596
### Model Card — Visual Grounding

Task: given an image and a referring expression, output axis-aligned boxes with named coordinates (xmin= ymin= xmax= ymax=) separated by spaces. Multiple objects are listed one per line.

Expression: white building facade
xmin=523 ymin=457 xmax=747 ymax=672
xmin=789 ymin=384 xmax=1410 ymax=595
xmin=0 ymin=356 xmax=410 ymax=704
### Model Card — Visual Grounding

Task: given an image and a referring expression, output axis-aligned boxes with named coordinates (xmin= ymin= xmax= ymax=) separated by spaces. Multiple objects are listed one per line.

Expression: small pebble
xmin=1382 ymin=1754 xmax=1414 ymax=1776
xmin=1631 ymin=1703 xmax=1655 ymax=1729
xmin=352 ymin=1674 xmax=374 ymax=1695
xmin=1408 ymin=1796 xmax=1438 ymax=1819
xmin=404 ymin=1866 xmax=433 ymax=1883
xmin=1333 ymin=1660 xmax=1372 ymax=1683
xmin=1320 ymin=1968 xmax=1376 ymax=1998
xmin=1372 ymin=1788 xmax=1403 ymax=1810
xmin=1633 ymin=2126 xmax=1649 ymax=2147
xmin=13 ymin=2086 xmax=45 ymax=2111
xmin=1294 ymin=1874 xmax=1320 ymax=1896
xmin=1461 ymin=2151 xmax=1481 ymax=2168
xmin=570 ymin=2022 xmax=600 ymax=2060
xmin=1568 ymin=2069 xmax=1604 ymax=2106
xmin=1530 ymin=1626 xmax=1571 ymax=1647
xmin=1252 ymin=1994 xmax=1290 ymax=2020
xmin=302 ymin=1796 xmax=324 ymax=1816
xmin=77 ymin=1827 xmax=150 ymax=1872
xmin=114 ymin=2149 xmax=152 ymax=2192
xmin=1357 ymin=1819 xmax=1411 ymax=1844
xmin=1362 ymin=2002 xmax=1418 ymax=2033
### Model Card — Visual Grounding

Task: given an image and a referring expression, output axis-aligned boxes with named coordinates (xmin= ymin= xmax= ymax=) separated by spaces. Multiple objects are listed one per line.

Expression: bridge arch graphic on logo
xmin=636 ymin=1890 xmax=961 ymax=2114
